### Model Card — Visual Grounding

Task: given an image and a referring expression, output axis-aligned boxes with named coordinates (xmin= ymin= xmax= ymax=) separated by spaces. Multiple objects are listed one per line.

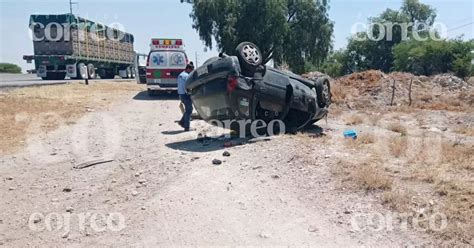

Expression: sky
xmin=0 ymin=0 xmax=472 ymax=72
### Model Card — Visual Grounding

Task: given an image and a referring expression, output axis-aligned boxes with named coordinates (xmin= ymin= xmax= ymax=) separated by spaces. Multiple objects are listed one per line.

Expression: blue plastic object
xmin=343 ymin=129 xmax=358 ymax=139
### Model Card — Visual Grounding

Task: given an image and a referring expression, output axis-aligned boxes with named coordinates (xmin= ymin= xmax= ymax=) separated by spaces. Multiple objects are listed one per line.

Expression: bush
xmin=0 ymin=63 xmax=22 ymax=74
xmin=320 ymin=50 xmax=348 ymax=77
xmin=393 ymin=39 xmax=473 ymax=77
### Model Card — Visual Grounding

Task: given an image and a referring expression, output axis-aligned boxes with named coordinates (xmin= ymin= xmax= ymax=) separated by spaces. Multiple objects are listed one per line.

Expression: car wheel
xmin=236 ymin=42 xmax=262 ymax=76
xmin=315 ymin=78 xmax=331 ymax=108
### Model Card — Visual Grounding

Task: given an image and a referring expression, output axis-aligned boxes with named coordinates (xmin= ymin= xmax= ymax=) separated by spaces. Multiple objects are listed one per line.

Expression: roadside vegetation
xmin=0 ymin=63 xmax=22 ymax=74
xmin=321 ymin=0 xmax=472 ymax=79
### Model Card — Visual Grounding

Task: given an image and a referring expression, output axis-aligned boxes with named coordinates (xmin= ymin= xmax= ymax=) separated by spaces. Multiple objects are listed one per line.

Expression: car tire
xmin=87 ymin=64 xmax=96 ymax=79
xmin=315 ymin=77 xmax=331 ymax=108
xmin=236 ymin=42 xmax=263 ymax=76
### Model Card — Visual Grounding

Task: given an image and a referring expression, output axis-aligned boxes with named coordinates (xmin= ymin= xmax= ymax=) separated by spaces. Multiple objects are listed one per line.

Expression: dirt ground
xmin=0 ymin=80 xmax=472 ymax=246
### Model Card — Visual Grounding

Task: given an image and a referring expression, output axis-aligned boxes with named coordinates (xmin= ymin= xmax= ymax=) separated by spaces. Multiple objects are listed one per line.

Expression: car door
xmin=134 ymin=53 xmax=148 ymax=84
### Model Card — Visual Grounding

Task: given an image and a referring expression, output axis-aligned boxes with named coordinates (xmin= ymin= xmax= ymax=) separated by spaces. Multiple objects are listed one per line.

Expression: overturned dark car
xmin=186 ymin=42 xmax=331 ymax=134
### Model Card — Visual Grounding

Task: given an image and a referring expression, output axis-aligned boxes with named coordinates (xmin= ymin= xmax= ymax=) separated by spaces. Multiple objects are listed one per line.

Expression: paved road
xmin=0 ymin=73 xmax=135 ymax=88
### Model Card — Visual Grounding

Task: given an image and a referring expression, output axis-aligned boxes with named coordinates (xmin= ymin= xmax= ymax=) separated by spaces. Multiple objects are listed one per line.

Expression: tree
xmin=186 ymin=0 xmax=334 ymax=73
xmin=343 ymin=0 xmax=437 ymax=73
xmin=320 ymin=49 xmax=349 ymax=77
xmin=393 ymin=39 xmax=473 ymax=78
xmin=0 ymin=63 xmax=22 ymax=74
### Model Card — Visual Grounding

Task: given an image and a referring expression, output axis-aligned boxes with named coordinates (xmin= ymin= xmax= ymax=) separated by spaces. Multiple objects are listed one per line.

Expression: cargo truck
xmin=23 ymin=14 xmax=135 ymax=80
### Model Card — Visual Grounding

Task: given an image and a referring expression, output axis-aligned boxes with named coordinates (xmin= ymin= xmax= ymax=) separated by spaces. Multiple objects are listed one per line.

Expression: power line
xmin=447 ymin=22 xmax=474 ymax=32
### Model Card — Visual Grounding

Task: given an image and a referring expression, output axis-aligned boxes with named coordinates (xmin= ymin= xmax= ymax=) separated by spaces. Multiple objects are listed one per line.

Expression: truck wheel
xmin=77 ymin=63 xmax=88 ymax=79
xmin=127 ymin=67 xmax=132 ymax=78
xmin=236 ymin=42 xmax=263 ymax=77
xmin=87 ymin=64 xmax=96 ymax=79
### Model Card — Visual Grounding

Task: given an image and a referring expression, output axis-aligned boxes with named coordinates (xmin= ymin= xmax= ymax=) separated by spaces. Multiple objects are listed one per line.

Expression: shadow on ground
xmin=165 ymin=123 xmax=325 ymax=153
xmin=165 ymin=137 xmax=245 ymax=153
xmin=133 ymin=91 xmax=179 ymax=101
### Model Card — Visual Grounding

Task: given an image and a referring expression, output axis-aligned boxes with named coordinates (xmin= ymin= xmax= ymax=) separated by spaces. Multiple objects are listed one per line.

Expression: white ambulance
xmin=146 ymin=38 xmax=189 ymax=96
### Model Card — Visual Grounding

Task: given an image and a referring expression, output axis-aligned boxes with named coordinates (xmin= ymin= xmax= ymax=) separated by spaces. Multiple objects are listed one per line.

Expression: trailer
xmin=23 ymin=14 xmax=135 ymax=80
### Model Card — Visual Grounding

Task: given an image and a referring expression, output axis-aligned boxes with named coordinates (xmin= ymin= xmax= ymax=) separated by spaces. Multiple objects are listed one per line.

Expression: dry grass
xmin=388 ymin=123 xmax=407 ymax=136
xmin=352 ymin=162 xmax=393 ymax=191
xmin=441 ymin=142 xmax=474 ymax=171
xmin=417 ymin=93 xmax=433 ymax=102
xmin=344 ymin=114 xmax=364 ymax=125
xmin=345 ymin=133 xmax=375 ymax=149
xmin=389 ymin=136 xmax=408 ymax=158
xmin=454 ymin=126 xmax=474 ymax=137
xmin=0 ymin=82 xmax=141 ymax=154
xmin=330 ymin=83 xmax=351 ymax=104
xmin=382 ymin=190 xmax=410 ymax=212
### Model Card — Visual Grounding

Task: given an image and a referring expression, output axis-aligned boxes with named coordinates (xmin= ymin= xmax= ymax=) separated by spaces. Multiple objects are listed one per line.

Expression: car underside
xmin=186 ymin=42 xmax=331 ymax=135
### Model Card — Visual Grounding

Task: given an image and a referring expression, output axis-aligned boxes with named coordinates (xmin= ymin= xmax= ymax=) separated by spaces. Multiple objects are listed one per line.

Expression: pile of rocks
xmin=431 ymin=73 xmax=470 ymax=90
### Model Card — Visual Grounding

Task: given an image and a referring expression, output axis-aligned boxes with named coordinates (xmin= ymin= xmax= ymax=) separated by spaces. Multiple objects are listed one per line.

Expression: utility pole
xmin=195 ymin=52 xmax=199 ymax=67
xmin=69 ymin=0 xmax=78 ymax=15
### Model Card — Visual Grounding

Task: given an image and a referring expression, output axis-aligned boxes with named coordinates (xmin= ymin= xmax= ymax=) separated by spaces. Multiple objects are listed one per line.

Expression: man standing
xmin=177 ymin=63 xmax=194 ymax=131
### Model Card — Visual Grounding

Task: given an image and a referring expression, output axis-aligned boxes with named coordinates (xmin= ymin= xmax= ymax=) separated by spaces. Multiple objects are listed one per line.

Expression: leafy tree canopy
xmin=344 ymin=0 xmax=437 ymax=73
xmin=186 ymin=0 xmax=334 ymax=73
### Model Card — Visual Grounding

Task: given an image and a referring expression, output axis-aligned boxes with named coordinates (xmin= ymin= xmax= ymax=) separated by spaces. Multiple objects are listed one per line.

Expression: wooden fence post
xmin=390 ymin=78 xmax=396 ymax=106
xmin=408 ymin=78 xmax=413 ymax=106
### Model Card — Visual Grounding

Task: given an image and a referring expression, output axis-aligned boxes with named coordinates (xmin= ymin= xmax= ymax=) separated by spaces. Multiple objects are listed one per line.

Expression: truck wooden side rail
xmin=23 ymin=14 xmax=135 ymax=80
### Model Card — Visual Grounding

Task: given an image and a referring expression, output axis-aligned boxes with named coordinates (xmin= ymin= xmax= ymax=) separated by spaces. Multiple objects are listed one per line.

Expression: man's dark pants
xmin=179 ymin=94 xmax=193 ymax=130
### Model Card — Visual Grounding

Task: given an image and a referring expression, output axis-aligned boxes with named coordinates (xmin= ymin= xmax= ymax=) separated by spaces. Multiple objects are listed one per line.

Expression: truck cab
xmin=146 ymin=39 xmax=188 ymax=96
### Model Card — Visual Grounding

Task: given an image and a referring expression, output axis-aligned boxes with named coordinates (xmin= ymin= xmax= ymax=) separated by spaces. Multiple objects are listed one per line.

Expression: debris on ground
xmin=212 ymin=159 xmax=222 ymax=165
xmin=222 ymin=151 xmax=231 ymax=157
xmin=343 ymin=130 xmax=358 ymax=139
xmin=73 ymin=159 xmax=114 ymax=169
xmin=301 ymin=71 xmax=330 ymax=80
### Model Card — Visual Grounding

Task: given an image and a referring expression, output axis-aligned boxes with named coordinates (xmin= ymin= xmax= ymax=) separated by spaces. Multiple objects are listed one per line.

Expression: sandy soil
xmin=0 ymin=87 xmax=458 ymax=247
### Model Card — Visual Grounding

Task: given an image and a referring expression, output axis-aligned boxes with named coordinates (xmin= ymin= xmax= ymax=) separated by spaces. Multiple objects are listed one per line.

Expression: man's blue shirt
xmin=177 ymin=71 xmax=189 ymax=95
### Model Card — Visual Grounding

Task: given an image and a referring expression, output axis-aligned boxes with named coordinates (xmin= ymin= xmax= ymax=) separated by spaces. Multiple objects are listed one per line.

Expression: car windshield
xmin=148 ymin=51 xmax=186 ymax=69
